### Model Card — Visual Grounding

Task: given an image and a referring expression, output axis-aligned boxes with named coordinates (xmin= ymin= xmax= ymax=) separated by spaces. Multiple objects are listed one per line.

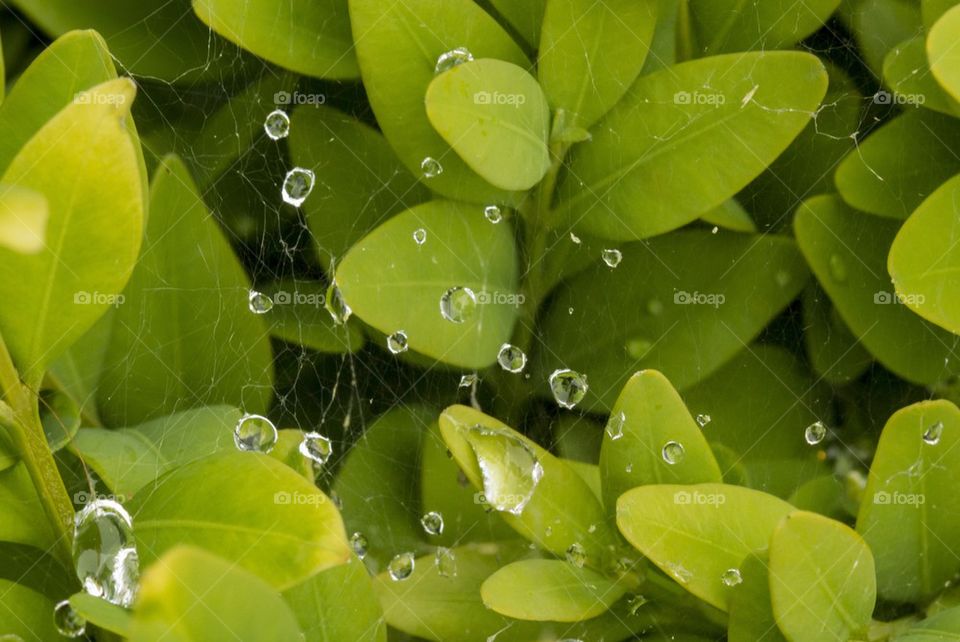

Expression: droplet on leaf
xmin=420 ymin=156 xmax=443 ymax=178
xmin=435 ymin=547 xmax=458 ymax=577
xmin=440 ymin=286 xmax=477 ymax=323
xmin=72 ymin=499 xmax=139 ymax=607
xmin=696 ymin=414 xmax=711 ymax=428
xmin=565 ymin=542 xmax=587 ymax=568
xmin=413 ymin=228 xmax=427 ymax=245
xmin=484 ymin=205 xmax=503 ymax=223
xmin=349 ymin=532 xmax=368 ymax=559
xmin=721 ymin=568 xmax=743 ymax=587
xmin=923 ymin=421 xmax=944 ymax=445
xmin=434 ymin=47 xmax=473 ymax=74
xmin=606 ymin=411 xmax=626 ymax=440
xmin=461 ymin=424 xmax=543 ymax=515
xmin=602 ymin=249 xmax=622 ymax=268
xmin=388 ymin=552 xmax=415 ymax=581
xmin=661 ymin=440 xmax=685 ymax=465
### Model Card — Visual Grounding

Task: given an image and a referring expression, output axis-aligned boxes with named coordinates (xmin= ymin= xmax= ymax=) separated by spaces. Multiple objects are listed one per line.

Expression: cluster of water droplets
xmin=72 ymin=499 xmax=140 ymax=612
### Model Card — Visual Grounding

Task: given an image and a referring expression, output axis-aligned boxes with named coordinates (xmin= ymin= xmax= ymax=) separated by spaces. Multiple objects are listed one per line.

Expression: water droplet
xmin=565 ymin=542 xmax=587 ymax=568
xmin=924 ymin=421 xmax=944 ymax=445
xmin=626 ymin=338 xmax=653 ymax=360
xmin=461 ymin=424 xmax=543 ymax=515
xmin=263 ymin=109 xmax=290 ymax=140
xmin=497 ymin=344 xmax=527 ymax=373
xmin=435 ymin=547 xmax=457 ymax=577
xmin=627 ymin=594 xmax=648 ymax=615
xmin=828 ymin=254 xmax=847 ymax=283
xmin=281 ymin=167 xmax=316 ymax=207
xmin=711 ymin=226 xmax=719 ymax=234
xmin=413 ymin=228 xmax=427 ymax=245
xmin=53 ymin=600 xmax=86 ymax=638
xmin=549 ymin=369 xmax=589 ymax=409
xmin=434 ymin=47 xmax=474 ymax=74
xmin=625 ymin=463 xmax=633 ymax=473
xmin=299 ymin=432 xmax=332 ymax=465
xmin=696 ymin=414 xmax=711 ymax=428
xmin=247 ymin=289 xmax=273 ymax=314
xmin=602 ymin=249 xmax=622 ymax=268
xmin=72 ymin=499 xmax=139 ymax=607
xmin=722 ymin=568 xmax=743 ymax=587
xmin=440 ymin=286 xmax=477 ymax=323
xmin=387 ymin=330 xmax=409 ymax=354
xmin=234 ymin=414 xmax=278 ymax=453
xmin=421 ymin=511 xmax=444 ymax=536
xmin=349 ymin=532 xmax=368 ymax=559
xmin=805 ymin=421 xmax=827 ymax=445
xmin=459 ymin=373 xmax=478 ymax=388
xmin=325 ymin=282 xmax=352 ymax=325
xmin=388 ymin=552 xmax=415 ymax=581
xmin=661 ymin=440 xmax=685 ymax=465
xmin=666 ymin=561 xmax=693 ymax=584
xmin=570 ymin=232 xmax=582 ymax=244
xmin=606 ymin=411 xmax=626 ymax=440
xmin=484 ymin=205 xmax=503 ymax=223
xmin=421 ymin=156 xmax=443 ymax=178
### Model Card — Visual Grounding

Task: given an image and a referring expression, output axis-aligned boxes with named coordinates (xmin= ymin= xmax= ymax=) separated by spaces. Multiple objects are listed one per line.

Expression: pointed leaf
xmin=884 ymin=37 xmax=960 ymax=118
xmin=728 ymin=553 xmax=787 ymax=642
xmin=689 ymin=0 xmax=839 ymax=54
xmin=929 ymin=5 xmax=960 ymax=102
xmin=0 ymin=579 xmax=69 ymax=640
xmin=69 ymin=593 xmax=132 ymax=637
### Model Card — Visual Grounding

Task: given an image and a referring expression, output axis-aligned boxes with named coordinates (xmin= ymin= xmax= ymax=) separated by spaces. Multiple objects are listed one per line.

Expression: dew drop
xmin=627 ymin=594 xmax=649 ymax=616
xmin=570 ymin=232 xmax=582 ymax=245
xmin=72 ymin=499 xmax=139 ymax=607
xmin=325 ymin=282 xmax=352 ymax=325
xmin=828 ymin=254 xmax=848 ymax=283
xmin=549 ymin=369 xmax=589 ymax=409
xmin=666 ymin=561 xmax=693 ymax=584
xmin=281 ymin=167 xmax=316 ymax=207
xmin=602 ymin=249 xmax=622 ymax=268
xmin=263 ymin=109 xmax=290 ymax=140
xmin=484 ymin=205 xmax=503 ymax=223
xmin=247 ymin=289 xmax=273 ymax=314
xmin=440 ymin=286 xmax=477 ymax=323
xmin=421 ymin=156 xmax=443 ymax=178
xmin=459 ymin=373 xmax=478 ymax=388
xmin=661 ymin=440 xmax=685 ymax=465
xmin=420 ymin=511 xmax=444 ymax=536
xmin=625 ymin=338 xmax=653 ymax=360
xmin=606 ymin=411 xmax=626 ymax=440
xmin=923 ymin=421 xmax=944 ymax=445
xmin=625 ymin=463 xmax=633 ymax=473
xmin=387 ymin=330 xmax=409 ymax=354
xmin=434 ymin=47 xmax=474 ymax=74
xmin=565 ymin=542 xmax=587 ymax=568
xmin=234 ymin=414 xmax=278 ymax=453
xmin=804 ymin=421 xmax=827 ymax=445
xmin=696 ymin=414 xmax=711 ymax=428
xmin=435 ymin=546 xmax=458 ymax=577
xmin=497 ymin=344 xmax=527 ymax=373
xmin=413 ymin=228 xmax=427 ymax=245
xmin=711 ymin=226 xmax=719 ymax=234
xmin=388 ymin=552 xmax=415 ymax=581
xmin=461 ymin=424 xmax=543 ymax=515
xmin=722 ymin=568 xmax=743 ymax=587
xmin=349 ymin=532 xmax=368 ymax=559
xmin=299 ymin=431 xmax=333 ymax=465
xmin=53 ymin=600 xmax=86 ymax=638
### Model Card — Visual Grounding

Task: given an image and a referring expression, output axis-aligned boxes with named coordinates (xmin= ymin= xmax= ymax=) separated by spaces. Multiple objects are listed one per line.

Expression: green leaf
xmin=40 ymin=388 xmax=81 ymax=453
xmin=193 ymin=0 xmax=356 ymax=79
xmin=129 ymin=546 xmax=302 ymax=641
xmin=728 ymin=553 xmax=787 ymax=642
xmin=929 ymin=5 xmax=960 ymax=102
xmin=600 ymin=370 xmax=722 ymax=512
xmin=857 ymin=399 xmax=960 ymax=602
xmin=489 ymin=0 xmax=547 ymax=47
xmin=0 ymin=463 xmax=56 ymax=549
xmin=283 ymin=559 xmax=387 ymax=642
xmin=97 ymin=155 xmax=273 ymax=426
xmin=801 ymin=284 xmax=873 ymax=386
xmin=924 ymin=0 xmax=960 ymax=27
xmin=889 ymin=174 xmax=960 ymax=334
xmin=538 ymin=0 xmax=657 ymax=129
xmin=769 ymin=512 xmax=876 ymax=642
xmin=788 ymin=476 xmax=851 ymax=522
xmin=896 ymin=607 xmax=960 ymax=641
xmin=839 ymin=0 xmax=922 ymax=76
xmin=47 ymin=309 xmax=114 ymax=426
xmin=131 ymin=452 xmax=350 ymax=589
xmin=537 ymin=229 xmax=809 ymax=411
xmin=689 ymin=0 xmax=839 ymax=54
xmin=884 ymin=37 xmax=960 ymax=118
xmin=261 ymin=280 xmax=364 ymax=353
xmin=835 ymin=110 xmax=960 ymax=219
xmin=288 ymin=105 xmax=430 ymax=269
xmin=0 ymin=579 xmax=69 ymax=640
xmin=701 ymin=199 xmax=756 ymax=233
xmin=794 ymin=195 xmax=960 ymax=386
xmin=481 ymin=559 xmax=629 ymax=621
xmin=69 ymin=592 xmax=132 ymax=636
xmin=0 ymin=183 xmax=46 ymax=253
xmin=425 ymin=59 xmax=550 ymax=191
xmin=0 ymin=541 xmax=74 ymax=599
xmin=616 ymin=483 xmax=793 ymax=610
xmin=0 ymin=77 xmax=143 ymax=381
xmin=556 ymin=51 xmax=828 ymax=240
xmin=348 ymin=0 xmax=529 ymax=204
xmin=337 ymin=200 xmax=519 ymax=369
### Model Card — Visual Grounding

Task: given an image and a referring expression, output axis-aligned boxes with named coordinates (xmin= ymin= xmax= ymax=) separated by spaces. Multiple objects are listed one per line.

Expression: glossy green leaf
xmin=600 ymin=370 xmax=722 ymax=512
xmin=616 ymin=483 xmax=793 ymax=610
xmin=98 ymin=155 xmax=273 ymax=426
xmin=795 ymin=195 xmax=960 ymax=386
xmin=348 ymin=0 xmax=529 ymax=204
xmin=769 ymin=512 xmax=875 ymax=642
xmin=0 ymin=463 xmax=56 ymax=550
xmin=0 ymin=579 xmax=69 ymax=640
xmin=857 ymin=399 xmax=960 ymax=602
xmin=46 ymin=309 xmax=114 ymax=426
xmin=556 ymin=51 xmax=828 ymax=240
xmin=728 ymin=553 xmax=786 ymax=642
xmin=889 ymin=174 xmax=960 ymax=334
xmin=801 ymin=284 xmax=873 ymax=386
xmin=70 ymin=592 xmax=132 ymax=636
xmin=689 ymin=0 xmax=839 ymax=54
xmin=0 ymin=183 xmax=46 ymax=253
xmin=337 ymin=200 xmax=519 ymax=369
xmin=884 ymin=37 xmax=960 ymax=118
xmin=40 ymin=388 xmax=80 ymax=453
xmin=489 ymin=0 xmax=547 ymax=47
xmin=896 ymin=607 xmax=960 ymax=641
xmin=129 ymin=546 xmax=302 ymax=641
xmin=839 ymin=0 xmax=922 ymax=75
xmin=537 ymin=230 xmax=809 ymax=411
xmin=929 ymin=5 xmax=960 ymax=102
xmin=923 ymin=0 xmax=960 ymax=27
xmin=481 ymin=559 xmax=629 ymax=621
xmin=0 ymin=541 xmax=74 ymax=599
xmin=538 ymin=0 xmax=657 ymax=129
xmin=835 ymin=110 xmax=960 ymax=219
xmin=262 ymin=280 xmax=363 ymax=353
xmin=701 ymin=199 xmax=756 ymax=233
xmin=131 ymin=452 xmax=350 ymax=589
xmin=0 ymin=77 xmax=143 ymax=381
xmin=425 ymin=59 xmax=550 ymax=191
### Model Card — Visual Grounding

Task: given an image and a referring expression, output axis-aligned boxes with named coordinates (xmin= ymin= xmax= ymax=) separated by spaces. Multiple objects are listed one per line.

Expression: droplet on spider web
xmin=565 ymin=542 xmax=587 ymax=568
xmin=461 ymin=424 xmax=543 ymax=515
xmin=602 ymin=249 xmax=622 ymax=268
xmin=281 ymin=167 xmax=316 ymax=206
xmin=661 ymin=440 xmax=685 ymax=465
xmin=696 ymin=414 xmax=711 ymax=428
xmin=263 ymin=109 xmax=290 ymax=140
xmin=388 ymin=552 xmax=415 ymax=581
xmin=412 ymin=228 xmax=427 ymax=245
xmin=459 ymin=373 xmax=478 ymax=388
xmin=420 ymin=511 xmax=444 ymax=536
xmin=440 ymin=286 xmax=477 ymax=323
xmin=349 ymin=532 xmax=368 ymax=559
xmin=386 ymin=330 xmax=409 ymax=354
xmin=606 ymin=411 xmax=626 ymax=440
xmin=234 ymin=414 xmax=278 ymax=453
xmin=72 ymin=499 xmax=140 ymax=607
xmin=484 ymin=205 xmax=503 ymax=223
xmin=53 ymin=600 xmax=86 ymax=638
xmin=804 ymin=421 xmax=827 ymax=445
xmin=497 ymin=344 xmax=527 ymax=373
xmin=325 ymin=282 xmax=352 ymax=325
xmin=923 ymin=421 xmax=944 ymax=445
xmin=434 ymin=47 xmax=473 ymax=74
xmin=299 ymin=431 xmax=333 ymax=465
xmin=435 ymin=547 xmax=458 ymax=577
xmin=549 ymin=369 xmax=588 ymax=409
xmin=420 ymin=156 xmax=443 ymax=178
xmin=247 ymin=289 xmax=273 ymax=314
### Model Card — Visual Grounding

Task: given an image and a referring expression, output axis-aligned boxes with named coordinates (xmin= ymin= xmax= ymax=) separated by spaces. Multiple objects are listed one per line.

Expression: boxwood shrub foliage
xmin=1 ymin=0 xmax=960 ymax=640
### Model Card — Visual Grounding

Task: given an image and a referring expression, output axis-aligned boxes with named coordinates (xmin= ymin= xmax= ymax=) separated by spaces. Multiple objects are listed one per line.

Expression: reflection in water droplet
xmin=459 ymin=373 xmax=478 ymax=388
xmin=696 ymin=414 xmax=711 ymax=428
xmin=462 ymin=424 xmax=543 ymax=515
xmin=722 ymin=568 xmax=743 ymax=587
xmin=413 ymin=228 xmax=427 ymax=245
xmin=263 ymin=109 xmax=290 ymax=140
xmin=434 ymin=47 xmax=474 ymax=74
xmin=497 ymin=344 xmax=527 ymax=373
xmin=247 ymin=289 xmax=273 ymax=314
xmin=387 ymin=330 xmax=409 ymax=354
xmin=549 ymin=369 xmax=589 ymax=409
xmin=440 ymin=287 xmax=477 ymax=323
xmin=661 ymin=440 xmax=685 ymax=465
xmin=828 ymin=254 xmax=847 ymax=283
xmin=484 ymin=205 xmax=503 ymax=223
xmin=73 ymin=499 xmax=140 ymax=607
xmin=325 ymin=282 xmax=352 ymax=325
xmin=53 ymin=600 xmax=86 ymax=638
xmin=626 ymin=338 xmax=653 ymax=360
xmin=602 ymin=249 xmax=622 ymax=268
xmin=421 ymin=511 xmax=444 ymax=535
xmin=565 ymin=542 xmax=587 ymax=568
xmin=281 ymin=167 xmax=316 ymax=207
xmin=388 ymin=552 xmax=415 ymax=581
xmin=923 ymin=421 xmax=944 ymax=445
xmin=435 ymin=547 xmax=458 ymax=577
xmin=350 ymin=532 xmax=368 ymax=559
xmin=606 ymin=411 xmax=626 ymax=440
xmin=299 ymin=432 xmax=333 ymax=465
xmin=421 ymin=156 xmax=443 ymax=178
xmin=804 ymin=421 xmax=827 ymax=445
xmin=234 ymin=414 xmax=278 ymax=453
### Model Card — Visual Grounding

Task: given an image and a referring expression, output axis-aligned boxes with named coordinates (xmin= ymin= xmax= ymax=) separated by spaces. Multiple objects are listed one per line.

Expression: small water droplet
xmin=325 ymin=282 xmax=352 ymax=325
xmin=497 ymin=344 xmax=527 ymax=373
xmin=387 ymin=330 xmax=409 ymax=354
xmin=566 ymin=543 xmax=587 ymax=568
xmin=263 ymin=109 xmax=290 ymax=140
xmin=459 ymin=373 xmax=478 ymax=388
xmin=247 ymin=289 xmax=273 ymax=314
xmin=349 ymin=532 xmax=368 ymax=559
xmin=53 ymin=600 xmax=86 ymax=638
xmin=626 ymin=338 xmax=653 ymax=359
xmin=440 ymin=286 xmax=477 ymax=323
xmin=805 ymin=421 xmax=827 ymax=446
xmin=484 ymin=205 xmax=503 ymax=223
xmin=421 ymin=156 xmax=443 ymax=178
xmin=602 ymin=249 xmax=622 ymax=268
xmin=570 ymin=232 xmax=582 ymax=245
xmin=299 ymin=432 xmax=333 ymax=465
xmin=625 ymin=463 xmax=633 ymax=473
xmin=711 ymin=226 xmax=719 ymax=234
xmin=420 ymin=511 xmax=444 ymax=536
xmin=462 ymin=424 xmax=543 ymax=515
xmin=627 ymin=594 xmax=648 ymax=616
xmin=388 ymin=552 xmax=416 ymax=581
xmin=234 ymin=414 xmax=278 ymax=453
xmin=696 ymin=414 xmax=711 ymax=428
xmin=924 ymin=421 xmax=944 ymax=445
xmin=435 ymin=547 xmax=458 ymax=577
xmin=606 ymin=411 xmax=626 ymax=440
xmin=72 ymin=499 xmax=139 ymax=607
xmin=722 ymin=568 xmax=743 ymax=587
xmin=549 ymin=369 xmax=589 ymax=409
xmin=666 ymin=561 xmax=693 ymax=584
xmin=661 ymin=440 xmax=685 ymax=465
xmin=413 ymin=228 xmax=427 ymax=245
xmin=434 ymin=47 xmax=474 ymax=74
xmin=828 ymin=254 xmax=848 ymax=283
xmin=282 ymin=167 xmax=316 ymax=207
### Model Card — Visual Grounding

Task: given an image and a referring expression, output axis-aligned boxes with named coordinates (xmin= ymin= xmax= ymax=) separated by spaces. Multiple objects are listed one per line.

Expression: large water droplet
xmin=828 ymin=254 xmax=847 ymax=283
xmin=549 ymin=369 xmax=589 ymax=409
xmin=413 ymin=228 xmax=427 ymax=245
xmin=281 ymin=167 xmax=316 ymax=207
xmin=804 ymin=421 xmax=827 ymax=445
xmin=602 ymin=249 xmax=622 ymax=268
xmin=661 ymin=441 xmax=685 ymax=465
xmin=234 ymin=414 xmax=278 ymax=453
xmin=721 ymin=567 xmax=743 ymax=587
xmin=325 ymin=282 xmax=352 ymax=325
xmin=434 ymin=47 xmax=474 ymax=74
xmin=696 ymin=414 xmax=711 ymax=428
xmin=440 ymin=287 xmax=477 ymax=323
xmin=462 ymin=424 xmax=543 ymax=515
xmin=435 ymin=547 xmax=457 ymax=577
xmin=388 ymin=552 xmax=415 ymax=581
xmin=924 ymin=421 xmax=944 ymax=445
xmin=565 ymin=542 xmax=587 ymax=568
xmin=606 ymin=411 xmax=626 ymax=440
xmin=625 ymin=338 xmax=653 ymax=360
xmin=53 ymin=600 xmax=86 ymax=638
xmin=497 ymin=344 xmax=527 ymax=373
xmin=484 ymin=205 xmax=503 ymax=224
xmin=248 ymin=289 xmax=273 ymax=314
xmin=72 ymin=499 xmax=139 ymax=607
xmin=421 ymin=156 xmax=443 ymax=178
xmin=299 ymin=432 xmax=333 ymax=465
xmin=421 ymin=511 xmax=444 ymax=536
xmin=349 ymin=532 xmax=368 ymax=559
xmin=387 ymin=330 xmax=409 ymax=354
xmin=263 ymin=109 xmax=290 ymax=140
